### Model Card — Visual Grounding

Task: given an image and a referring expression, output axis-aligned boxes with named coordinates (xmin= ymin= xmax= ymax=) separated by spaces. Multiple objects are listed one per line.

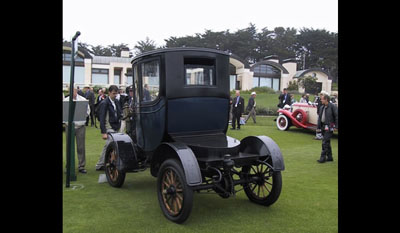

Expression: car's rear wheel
xmin=157 ymin=159 xmax=193 ymax=223
xmin=242 ymin=162 xmax=282 ymax=206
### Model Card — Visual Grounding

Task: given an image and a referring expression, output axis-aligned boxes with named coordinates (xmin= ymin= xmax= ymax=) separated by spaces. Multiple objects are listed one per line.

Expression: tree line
xmin=65 ymin=23 xmax=338 ymax=82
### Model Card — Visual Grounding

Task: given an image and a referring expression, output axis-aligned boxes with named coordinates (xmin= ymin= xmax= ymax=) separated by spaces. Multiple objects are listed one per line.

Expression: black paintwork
xmin=109 ymin=47 xmax=284 ymax=186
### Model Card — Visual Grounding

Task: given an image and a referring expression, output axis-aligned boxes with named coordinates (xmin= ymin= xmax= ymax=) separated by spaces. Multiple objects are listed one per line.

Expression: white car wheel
xmin=276 ymin=114 xmax=290 ymax=131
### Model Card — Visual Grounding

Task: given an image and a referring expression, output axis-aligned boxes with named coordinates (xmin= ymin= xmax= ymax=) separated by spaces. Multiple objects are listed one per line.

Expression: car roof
xmin=131 ymin=47 xmax=230 ymax=63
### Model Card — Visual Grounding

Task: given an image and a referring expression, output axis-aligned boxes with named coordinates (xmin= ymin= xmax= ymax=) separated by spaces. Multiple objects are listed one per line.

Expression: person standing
xmin=143 ymin=84 xmax=151 ymax=101
xmin=305 ymin=93 xmax=310 ymax=103
xmin=123 ymin=85 xmax=135 ymax=140
xmin=299 ymin=94 xmax=307 ymax=103
xmin=94 ymin=89 xmax=106 ymax=128
xmin=95 ymin=85 xmax=122 ymax=171
xmin=230 ymin=90 xmax=244 ymax=130
xmin=314 ymin=91 xmax=329 ymax=140
xmin=64 ymin=88 xmax=90 ymax=173
xmin=85 ymin=87 xmax=95 ymax=127
xmin=77 ymin=86 xmax=85 ymax=97
xmin=278 ymin=88 xmax=291 ymax=108
xmin=245 ymin=91 xmax=257 ymax=124
xmin=316 ymin=94 xmax=338 ymax=163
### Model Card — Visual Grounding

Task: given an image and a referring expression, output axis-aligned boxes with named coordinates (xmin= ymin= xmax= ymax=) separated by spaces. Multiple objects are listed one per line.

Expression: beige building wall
xmin=84 ymin=58 xmax=92 ymax=86
xmin=281 ymin=62 xmax=297 ymax=91
xmin=109 ymin=62 xmax=132 ymax=88
xmin=297 ymin=71 xmax=332 ymax=94
xmin=237 ymin=68 xmax=253 ymax=91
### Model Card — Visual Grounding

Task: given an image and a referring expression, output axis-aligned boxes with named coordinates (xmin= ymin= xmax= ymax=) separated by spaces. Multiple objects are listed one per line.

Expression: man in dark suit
xmin=278 ymin=88 xmax=291 ymax=108
xmin=316 ymin=94 xmax=338 ymax=163
xmin=231 ymin=90 xmax=245 ymax=130
xmin=85 ymin=87 xmax=95 ymax=126
xmin=95 ymin=85 xmax=122 ymax=170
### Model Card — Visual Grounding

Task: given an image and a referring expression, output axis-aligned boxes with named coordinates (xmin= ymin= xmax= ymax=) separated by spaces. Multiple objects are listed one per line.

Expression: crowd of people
xmin=228 ymin=88 xmax=338 ymax=164
xmin=64 ymin=85 xmax=338 ymax=174
xmin=64 ymin=85 xmax=135 ymax=173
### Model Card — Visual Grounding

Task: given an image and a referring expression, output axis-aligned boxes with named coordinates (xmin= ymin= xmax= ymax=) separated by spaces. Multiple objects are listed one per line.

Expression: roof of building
xmin=250 ymin=60 xmax=289 ymax=74
xmin=62 ymin=42 xmax=93 ymax=59
xmin=293 ymin=68 xmax=331 ymax=79
xmin=92 ymin=55 xmax=132 ymax=64
xmin=230 ymin=53 xmax=250 ymax=68
xmin=281 ymin=58 xmax=298 ymax=64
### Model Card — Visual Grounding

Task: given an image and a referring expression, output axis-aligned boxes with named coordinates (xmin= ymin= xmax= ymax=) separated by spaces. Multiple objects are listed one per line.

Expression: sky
xmin=63 ymin=0 xmax=338 ymax=50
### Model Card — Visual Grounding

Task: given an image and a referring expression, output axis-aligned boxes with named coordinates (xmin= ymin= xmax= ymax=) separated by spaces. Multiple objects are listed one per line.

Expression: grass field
xmin=63 ymin=116 xmax=338 ymax=233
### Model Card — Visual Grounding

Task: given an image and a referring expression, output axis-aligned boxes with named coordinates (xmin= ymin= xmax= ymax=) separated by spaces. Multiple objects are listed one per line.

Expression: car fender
xmin=292 ymin=109 xmax=308 ymax=125
xmin=107 ymin=133 xmax=139 ymax=172
xmin=152 ymin=142 xmax=202 ymax=186
xmin=239 ymin=135 xmax=285 ymax=171
xmin=278 ymin=109 xmax=308 ymax=129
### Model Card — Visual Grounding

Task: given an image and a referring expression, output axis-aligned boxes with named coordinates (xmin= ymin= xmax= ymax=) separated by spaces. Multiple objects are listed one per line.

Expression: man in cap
xmin=245 ymin=92 xmax=257 ymax=123
xmin=122 ymin=85 xmax=135 ymax=139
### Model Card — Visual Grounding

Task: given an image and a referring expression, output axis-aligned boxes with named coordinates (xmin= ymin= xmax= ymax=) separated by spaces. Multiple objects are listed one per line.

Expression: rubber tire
xmin=105 ymin=142 xmax=126 ymax=188
xmin=157 ymin=159 xmax=194 ymax=223
xmin=276 ymin=114 xmax=291 ymax=131
xmin=242 ymin=165 xmax=282 ymax=206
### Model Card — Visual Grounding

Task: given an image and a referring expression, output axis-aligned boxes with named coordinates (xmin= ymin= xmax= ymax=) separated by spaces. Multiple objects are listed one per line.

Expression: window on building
xmin=92 ymin=68 xmax=109 ymax=84
xmin=62 ymin=52 xmax=84 ymax=62
xmin=114 ymin=69 xmax=121 ymax=85
xmin=252 ymin=63 xmax=281 ymax=91
xmin=253 ymin=77 xmax=259 ymax=87
xmin=273 ymin=78 xmax=280 ymax=91
xmin=141 ymin=59 xmax=160 ymax=102
xmin=126 ymin=68 xmax=133 ymax=85
xmin=230 ymin=75 xmax=237 ymax=91
xmin=63 ymin=65 xmax=85 ymax=85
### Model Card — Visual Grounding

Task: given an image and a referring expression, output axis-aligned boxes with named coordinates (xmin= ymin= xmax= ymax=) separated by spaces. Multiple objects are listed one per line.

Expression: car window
xmin=133 ymin=64 xmax=139 ymax=104
xmin=141 ymin=59 xmax=160 ymax=102
xmin=185 ymin=65 xmax=215 ymax=86
xmin=184 ymin=57 xmax=216 ymax=86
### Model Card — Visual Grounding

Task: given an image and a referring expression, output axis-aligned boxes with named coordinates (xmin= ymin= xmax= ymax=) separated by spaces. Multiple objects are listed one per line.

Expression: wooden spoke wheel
xmin=242 ymin=162 xmax=282 ymax=206
xmin=157 ymin=159 xmax=193 ymax=223
xmin=105 ymin=142 xmax=126 ymax=187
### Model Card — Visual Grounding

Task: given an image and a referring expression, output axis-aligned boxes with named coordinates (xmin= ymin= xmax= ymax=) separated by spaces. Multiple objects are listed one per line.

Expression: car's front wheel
xmin=276 ymin=114 xmax=291 ymax=131
xmin=157 ymin=159 xmax=193 ymax=223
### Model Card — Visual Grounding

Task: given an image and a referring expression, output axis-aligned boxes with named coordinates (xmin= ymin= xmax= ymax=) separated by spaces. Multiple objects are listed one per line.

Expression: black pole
xmin=66 ymin=31 xmax=80 ymax=188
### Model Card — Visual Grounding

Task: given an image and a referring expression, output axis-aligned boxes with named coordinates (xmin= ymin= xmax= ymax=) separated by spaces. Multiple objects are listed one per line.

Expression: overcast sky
xmin=63 ymin=0 xmax=338 ymax=49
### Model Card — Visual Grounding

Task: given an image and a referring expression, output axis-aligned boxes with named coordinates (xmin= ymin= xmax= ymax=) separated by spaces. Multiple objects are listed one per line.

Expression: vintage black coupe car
xmin=103 ymin=47 xmax=285 ymax=223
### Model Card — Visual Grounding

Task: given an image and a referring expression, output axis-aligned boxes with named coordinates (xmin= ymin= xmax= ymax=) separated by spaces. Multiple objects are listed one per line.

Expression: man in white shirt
xmin=64 ymin=88 xmax=90 ymax=173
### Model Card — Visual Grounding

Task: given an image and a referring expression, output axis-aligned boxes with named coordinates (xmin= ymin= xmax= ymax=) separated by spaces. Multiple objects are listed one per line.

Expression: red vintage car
xmin=276 ymin=103 xmax=319 ymax=131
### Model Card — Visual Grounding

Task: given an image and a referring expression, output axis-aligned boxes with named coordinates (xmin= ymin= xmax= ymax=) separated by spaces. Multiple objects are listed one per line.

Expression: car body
xmin=276 ymin=103 xmax=319 ymax=131
xmin=104 ymin=47 xmax=285 ymax=223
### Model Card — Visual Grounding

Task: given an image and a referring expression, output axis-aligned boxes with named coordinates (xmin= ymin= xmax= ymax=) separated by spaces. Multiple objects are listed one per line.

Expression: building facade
xmin=228 ymin=55 xmax=332 ymax=94
xmin=63 ymin=42 xmax=132 ymax=90
xmin=63 ymin=43 xmax=333 ymax=94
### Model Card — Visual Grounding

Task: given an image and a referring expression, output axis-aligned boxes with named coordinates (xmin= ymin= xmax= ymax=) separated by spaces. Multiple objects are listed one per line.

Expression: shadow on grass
xmin=113 ymin=175 xmax=275 ymax=225
xmin=283 ymin=127 xmax=338 ymax=139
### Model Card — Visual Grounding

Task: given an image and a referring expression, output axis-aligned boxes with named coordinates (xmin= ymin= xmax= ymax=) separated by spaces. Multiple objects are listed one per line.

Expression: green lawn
xmin=63 ymin=116 xmax=338 ymax=233
xmin=236 ymin=93 xmax=305 ymax=115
